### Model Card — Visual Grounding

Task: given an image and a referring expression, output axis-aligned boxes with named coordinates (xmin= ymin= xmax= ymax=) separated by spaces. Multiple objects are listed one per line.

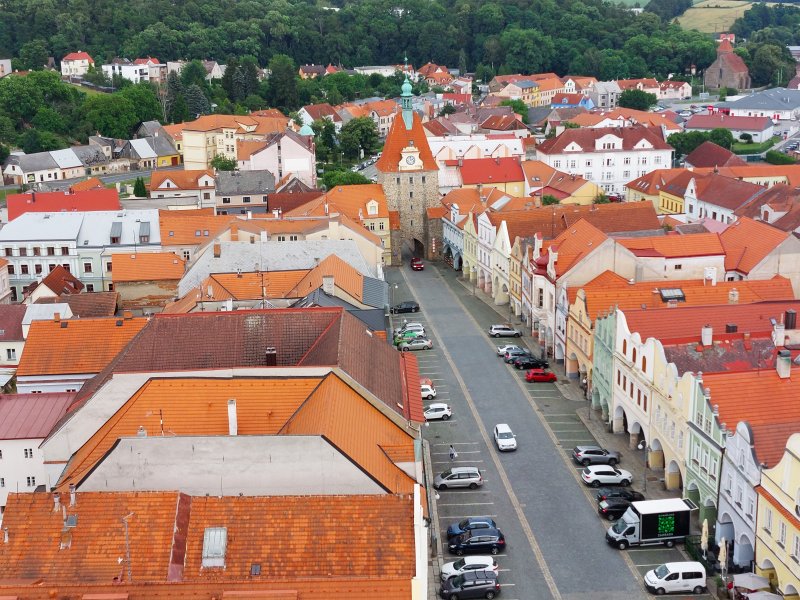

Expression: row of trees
xmin=3 ymin=0 xmax=722 ymax=83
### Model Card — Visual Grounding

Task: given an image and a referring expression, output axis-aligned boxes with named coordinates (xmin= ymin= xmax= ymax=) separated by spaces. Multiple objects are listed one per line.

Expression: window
xmin=0 ymin=478 xmax=3 ymax=487
xmin=779 ymin=521 xmax=787 ymax=546
xmin=793 ymin=535 xmax=800 ymax=558
xmin=108 ymin=283 xmax=114 ymax=291
xmin=18 ymin=248 xmax=26 ymax=257
xmin=24 ymin=448 xmax=33 ymax=458
xmin=674 ymin=264 xmax=682 ymax=270
xmin=632 ymin=349 xmax=637 ymax=364
xmin=243 ymin=196 xmax=251 ymax=203
xmin=33 ymin=247 xmax=40 ymax=256
xmin=19 ymin=265 xmax=28 ymax=275
xmin=83 ymin=262 xmax=92 ymax=273
xmin=6 ymin=265 xmax=12 ymax=275
xmin=6 ymin=348 xmax=15 ymax=361
xmin=747 ymin=498 xmax=754 ymax=519
xmin=642 ymin=356 xmax=647 ymax=372
xmin=289 ymin=235 xmax=298 ymax=241
xmin=34 ymin=264 xmax=42 ymax=274
xmin=61 ymin=246 xmax=69 ymax=255
xmin=3 ymin=248 xmax=10 ymax=257
xmin=26 ymin=476 xmax=35 ymax=487
xmin=277 ymin=235 xmax=286 ymax=242
xmin=105 ymin=261 xmax=112 ymax=273
xmin=182 ymin=251 xmax=190 ymax=261
xmin=765 ymin=508 xmax=773 ymax=533
xmin=622 ymin=340 xmax=627 ymax=355
xmin=110 ymin=236 xmax=120 ymax=244
xmin=62 ymin=264 xmax=70 ymax=272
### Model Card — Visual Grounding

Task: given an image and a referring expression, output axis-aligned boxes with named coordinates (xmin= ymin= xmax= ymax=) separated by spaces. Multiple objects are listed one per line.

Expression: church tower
xmin=376 ymin=69 xmax=440 ymax=264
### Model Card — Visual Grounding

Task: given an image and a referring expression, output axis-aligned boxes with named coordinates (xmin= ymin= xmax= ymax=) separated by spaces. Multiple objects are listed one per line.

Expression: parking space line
xmin=437 ymin=503 xmax=495 ymax=507
xmin=433 ymin=442 xmax=481 ymax=446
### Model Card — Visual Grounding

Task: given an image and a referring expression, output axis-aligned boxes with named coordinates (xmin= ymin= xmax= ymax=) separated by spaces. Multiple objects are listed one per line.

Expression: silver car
xmin=398 ymin=337 xmax=433 ymax=352
xmin=434 ymin=466 xmax=483 ymax=490
xmin=489 ymin=324 xmax=521 ymax=338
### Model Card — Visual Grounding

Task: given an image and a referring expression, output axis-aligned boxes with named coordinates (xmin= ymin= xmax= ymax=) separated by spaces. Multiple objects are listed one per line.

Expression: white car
xmin=581 ymin=465 xmax=633 ymax=487
xmin=424 ymin=403 xmax=451 ymax=421
xmin=496 ymin=344 xmax=523 ymax=356
xmin=493 ymin=424 xmax=517 ymax=451
xmin=440 ymin=556 xmax=499 ymax=581
xmin=489 ymin=324 xmax=520 ymax=338
xmin=421 ymin=383 xmax=437 ymax=399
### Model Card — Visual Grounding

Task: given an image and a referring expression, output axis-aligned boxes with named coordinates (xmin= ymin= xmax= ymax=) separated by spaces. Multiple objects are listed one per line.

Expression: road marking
xmin=408 ymin=268 xmax=562 ymax=600
xmin=434 ymin=441 xmax=481 ymax=446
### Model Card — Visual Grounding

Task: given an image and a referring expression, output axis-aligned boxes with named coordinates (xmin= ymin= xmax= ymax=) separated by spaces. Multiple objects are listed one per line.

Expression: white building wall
xmin=0 ymin=437 xmax=48 ymax=511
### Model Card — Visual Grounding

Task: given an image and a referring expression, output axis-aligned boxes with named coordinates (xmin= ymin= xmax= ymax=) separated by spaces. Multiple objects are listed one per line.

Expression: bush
xmin=766 ymin=150 xmax=797 ymax=165
xmin=739 ymin=133 xmax=753 ymax=144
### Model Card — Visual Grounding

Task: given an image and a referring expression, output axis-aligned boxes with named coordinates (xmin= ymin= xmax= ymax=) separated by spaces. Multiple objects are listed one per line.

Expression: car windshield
xmin=654 ymin=564 xmax=670 ymax=579
xmin=458 ymin=519 xmax=470 ymax=529
xmin=497 ymin=432 xmax=513 ymax=439
xmin=611 ymin=519 xmax=628 ymax=534
xmin=440 ymin=469 xmax=452 ymax=477
xmin=452 ymin=558 xmax=466 ymax=570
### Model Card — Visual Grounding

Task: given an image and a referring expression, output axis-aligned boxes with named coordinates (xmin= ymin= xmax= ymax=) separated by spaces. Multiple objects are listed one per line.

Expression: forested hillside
xmin=1 ymin=0 xmax=716 ymax=80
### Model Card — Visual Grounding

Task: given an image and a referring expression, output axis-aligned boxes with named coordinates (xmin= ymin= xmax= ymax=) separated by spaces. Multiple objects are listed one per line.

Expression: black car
xmin=446 ymin=517 xmax=497 ymax=540
xmin=439 ymin=570 xmax=502 ymax=599
xmin=449 ymin=528 xmax=506 ymax=556
xmin=513 ymin=356 xmax=549 ymax=370
xmin=598 ymin=496 xmax=632 ymax=521
xmin=503 ymin=348 xmax=531 ymax=363
xmin=594 ymin=488 xmax=646 ymax=503
xmin=391 ymin=301 xmax=420 ymax=314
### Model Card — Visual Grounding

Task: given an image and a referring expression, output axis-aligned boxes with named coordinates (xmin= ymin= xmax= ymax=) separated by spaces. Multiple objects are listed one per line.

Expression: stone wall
xmin=380 ymin=169 xmax=439 ymax=258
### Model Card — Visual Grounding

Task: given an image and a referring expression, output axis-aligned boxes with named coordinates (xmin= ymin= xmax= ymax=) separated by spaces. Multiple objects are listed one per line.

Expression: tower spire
xmin=401 ymin=55 xmax=413 ymax=130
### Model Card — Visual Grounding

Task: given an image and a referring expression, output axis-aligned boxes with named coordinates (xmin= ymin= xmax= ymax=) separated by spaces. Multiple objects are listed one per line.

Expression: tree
xmin=18 ymin=39 xmax=49 ymax=71
xmin=708 ymin=128 xmax=734 ymax=150
xmin=210 ymin=154 xmax=237 ymax=171
xmin=593 ymin=192 xmax=610 ymax=204
xmin=766 ymin=150 xmax=797 ymax=165
xmin=83 ymin=65 xmax=111 ymax=87
xmin=0 ymin=116 xmax=15 ymax=143
xmin=180 ymin=60 xmax=209 ymax=90
xmin=311 ymin=118 xmax=337 ymax=163
xmin=184 ymin=84 xmax=211 ymax=118
xmin=500 ymin=99 xmax=528 ymax=123
xmin=267 ymin=54 xmax=299 ymax=112
xmin=32 ymin=107 xmax=68 ymax=135
xmin=739 ymin=133 xmax=753 ymax=144
xmin=322 ymin=170 xmax=370 ymax=188
xmin=542 ymin=195 xmax=559 ymax=206
xmin=439 ymin=104 xmax=456 ymax=117
xmin=83 ymin=94 xmax=139 ymax=138
xmin=618 ymin=89 xmax=657 ymax=111
xmin=0 ymin=143 xmax=9 ymax=164
xmin=19 ymin=129 xmax=64 ymax=153
xmin=118 ymin=83 xmax=163 ymax=124
xmin=339 ymin=116 xmax=379 ymax=159
xmin=133 ymin=177 xmax=147 ymax=197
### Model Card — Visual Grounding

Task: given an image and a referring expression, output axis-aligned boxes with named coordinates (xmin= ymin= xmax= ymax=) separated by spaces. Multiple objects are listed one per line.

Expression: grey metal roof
xmin=139 ymin=221 xmax=150 ymax=237
xmin=215 ymin=170 xmax=276 ymax=195
xmin=293 ymin=289 xmax=386 ymax=331
xmin=14 ymin=152 xmax=58 ymax=173
xmin=718 ymin=88 xmax=800 ymax=111
xmin=149 ymin=134 xmax=177 ymax=157
xmin=71 ymin=145 xmax=108 ymax=166
xmin=137 ymin=121 xmax=163 ymax=137
xmin=129 ymin=138 xmax=157 ymax=159
xmin=109 ymin=221 xmax=123 ymax=238
xmin=361 ymin=275 xmax=388 ymax=309
xmin=50 ymin=148 xmax=82 ymax=169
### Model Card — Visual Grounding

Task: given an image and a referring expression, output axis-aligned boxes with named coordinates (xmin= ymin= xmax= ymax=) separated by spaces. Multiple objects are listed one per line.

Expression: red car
xmin=410 ymin=257 xmax=424 ymax=271
xmin=525 ymin=368 xmax=557 ymax=383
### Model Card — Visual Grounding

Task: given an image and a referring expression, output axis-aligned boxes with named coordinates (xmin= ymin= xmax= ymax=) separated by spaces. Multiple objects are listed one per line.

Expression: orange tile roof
xmin=547 ymin=219 xmax=608 ymax=276
xmin=316 ymin=183 xmax=389 ymax=219
xmin=521 ymin=160 xmax=591 ymax=196
xmin=626 ymin=168 xmax=687 ymax=195
xmin=181 ymin=114 xmax=289 ymax=135
xmin=0 ymin=490 xmax=415 ymax=592
xmin=235 ymin=139 xmax=267 ymax=160
xmin=389 ymin=210 xmax=401 ymax=230
xmin=111 ymin=252 xmax=185 ymax=283
xmin=17 ymin=317 xmax=148 ymax=377
xmin=149 ymin=169 xmax=214 ymax=191
xmin=376 ymin=111 xmax=438 ymax=173
xmin=704 ymin=370 xmax=800 ymax=468
xmin=569 ymin=109 xmax=682 ymax=131
xmin=161 ymin=123 xmax=183 ymax=141
xmin=209 ymin=270 xmax=308 ymax=299
xmin=441 ymin=188 xmax=485 ymax=215
xmin=618 ymin=232 xmax=724 ymax=258
xmin=569 ymin=272 xmax=795 ymax=322
xmin=159 ymin=211 xmax=234 ymax=245
xmin=69 ymin=177 xmax=105 ymax=192
xmin=287 ymin=254 xmax=364 ymax=301
xmin=719 ymin=217 xmax=789 ymax=274
xmin=427 ymin=205 xmax=447 ymax=218
xmin=757 ymin=485 xmax=800 ymax=529
xmin=280 ymin=374 xmax=416 ymax=494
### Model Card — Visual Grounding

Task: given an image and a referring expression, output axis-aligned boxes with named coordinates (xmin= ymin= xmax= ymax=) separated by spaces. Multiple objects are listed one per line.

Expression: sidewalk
xmin=451 ymin=272 xmax=674 ymax=501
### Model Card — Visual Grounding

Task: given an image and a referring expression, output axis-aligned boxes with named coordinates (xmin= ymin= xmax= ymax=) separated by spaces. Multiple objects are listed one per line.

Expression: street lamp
xmin=471 ymin=266 xmax=477 ymax=295
xmin=638 ymin=440 xmax=649 ymax=493
xmin=390 ymin=283 xmax=398 ymax=308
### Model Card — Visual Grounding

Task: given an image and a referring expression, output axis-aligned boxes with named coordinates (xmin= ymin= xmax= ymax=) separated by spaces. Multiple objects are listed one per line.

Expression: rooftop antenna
xmin=121 ymin=513 xmax=135 ymax=582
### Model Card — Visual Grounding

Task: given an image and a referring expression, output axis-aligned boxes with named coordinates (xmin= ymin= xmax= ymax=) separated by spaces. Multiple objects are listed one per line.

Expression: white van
xmin=644 ymin=561 xmax=706 ymax=595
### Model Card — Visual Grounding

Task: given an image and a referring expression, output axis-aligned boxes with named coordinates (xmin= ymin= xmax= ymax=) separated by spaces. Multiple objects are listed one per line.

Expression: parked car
xmin=594 ymin=488 xmax=646 ymax=503
xmin=410 ymin=257 xmax=424 ymax=271
xmin=439 ymin=570 xmax=501 ymax=599
xmin=496 ymin=344 xmax=523 ymax=356
xmin=513 ymin=356 xmax=549 ymax=370
xmin=581 ymin=465 xmax=632 ymax=487
xmin=598 ymin=497 xmax=632 ymax=521
xmin=572 ymin=445 xmax=621 ymax=466
xmin=391 ymin=301 xmax=420 ymax=314
xmin=446 ymin=517 xmax=498 ymax=539
xmin=440 ymin=556 xmax=499 ymax=582
xmin=421 ymin=378 xmax=437 ymax=399
xmin=493 ymin=424 xmax=517 ymax=451
xmin=398 ymin=337 xmax=433 ymax=351
xmin=434 ymin=466 xmax=483 ymax=490
xmin=424 ymin=403 xmax=452 ymax=421
xmin=394 ymin=322 xmax=425 ymax=336
xmin=489 ymin=324 xmax=521 ymax=338
xmin=644 ymin=562 xmax=706 ymax=596
xmin=503 ymin=348 xmax=531 ymax=363
xmin=394 ymin=329 xmax=426 ymax=344
xmin=448 ymin=528 xmax=506 ymax=556
xmin=525 ymin=368 xmax=557 ymax=383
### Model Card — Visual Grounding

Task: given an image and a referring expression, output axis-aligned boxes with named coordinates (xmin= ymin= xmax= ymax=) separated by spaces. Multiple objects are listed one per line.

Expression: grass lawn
xmin=0 ymin=188 xmax=19 ymax=203
xmin=677 ymin=0 xmax=778 ymax=33
xmin=66 ymin=82 xmax=104 ymax=96
xmin=732 ymin=136 xmax=780 ymax=154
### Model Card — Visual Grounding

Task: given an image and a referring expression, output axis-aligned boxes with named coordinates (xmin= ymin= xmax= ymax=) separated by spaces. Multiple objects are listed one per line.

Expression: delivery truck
xmin=605 ymin=498 xmax=698 ymax=550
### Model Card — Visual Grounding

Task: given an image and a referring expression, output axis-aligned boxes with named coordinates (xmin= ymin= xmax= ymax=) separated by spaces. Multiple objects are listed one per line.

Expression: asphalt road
xmin=0 ymin=166 xmax=182 ymax=191
xmin=387 ymin=263 xmax=709 ymax=600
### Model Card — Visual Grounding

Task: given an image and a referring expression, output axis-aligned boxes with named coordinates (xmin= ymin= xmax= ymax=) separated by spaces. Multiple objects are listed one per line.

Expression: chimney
xmin=137 ymin=425 xmax=147 ymax=437
xmin=123 ymin=310 xmax=133 ymax=320
xmin=54 ymin=312 xmax=61 ymax=323
xmin=227 ymin=399 xmax=238 ymax=436
xmin=728 ymin=288 xmax=739 ymax=304
xmin=322 ymin=275 xmax=335 ymax=295
xmin=777 ymin=349 xmax=792 ymax=379
xmin=265 ymin=347 xmax=277 ymax=366
xmin=701 ymin=324 xmax=713 ymax=347
xmin=774 ymin=322 xmax=786 ymax=347
xmin=272 ymin=209 xmax=280 ymax=218
xmin=458 ymin=157 xmax=463 ymax=167
xmin=246 ymin=210 xmax=252 ymax=220
xmin=230 ymin=224 xmax=238 ymax=241
xmin=725 ymin=323 xmax=738 ymax=333
xmin=53 ymin=493 xmax=61 ymax=512
xmin=2 ymin=528 xmax=7 ymax=544
xmin=495 ymin=156 xmax=500 ymax=165
xmin=213 ymin=243 xmax=221 ymax=258
xmin=324 ymin=201 xmax=329 ymax=216
xmin=786 ymin=309 xmax=797 ymax=330
xmin=69 ymin=483 xmax=77 ymax=507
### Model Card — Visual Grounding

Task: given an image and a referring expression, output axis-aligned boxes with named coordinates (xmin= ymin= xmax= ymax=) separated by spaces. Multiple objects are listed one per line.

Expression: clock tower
xmin=375 ymin=67 xmax=440 ymax=264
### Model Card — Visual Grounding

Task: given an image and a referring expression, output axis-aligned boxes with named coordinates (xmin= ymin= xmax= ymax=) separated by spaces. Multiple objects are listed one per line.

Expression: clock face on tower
xmin=405 ymin=155 xmax=416 ymax=165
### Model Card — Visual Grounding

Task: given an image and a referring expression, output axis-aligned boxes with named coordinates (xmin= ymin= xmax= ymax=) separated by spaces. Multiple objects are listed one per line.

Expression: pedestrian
xmin=449 ymin=445 xmax=457 ymax=460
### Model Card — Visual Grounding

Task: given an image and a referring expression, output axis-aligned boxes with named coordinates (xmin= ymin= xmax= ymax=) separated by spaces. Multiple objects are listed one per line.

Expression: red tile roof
xmin=62 ymin=51 xmax=93 ymax=63
xmin=149 ymin=169 xmax=214 ymax=191
xmin=536 ymin=126 xmax=672 ymax=154
xmin=456 ymin=157 xmax=524 ymax=185
xmin=112 ymin=252 xmax=185 ymax=283
xmin=376 ymin=111 xmax=438 ymax=173
xmin=0 ymin=393 xmax=76 ymax=439
xmin=546 ymin=219 xmax=608 ymax=276
xmin=302 ymin=102 xmax=341 ymax=122
xmin=68 ymin=177 xmax=105 ymax=192
xmin=618 ymin=232 xmax=725 ymax=258
xmin=0 ymin=305 xmax=27 ymax=341
xmin=27 ymin=265 xmax=84 ymax=297
xmin=720 ymin=217 xmax=789 ymax=274
xmin=6 ymin=189 xmax=120 ymax=221
xmin=685 ymin=141 xmax=748 ymax=168
xmin=35 ymin=292 xmax=119 ymax=318
xmin=685 ymin=114 xmax=772 ymax=132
